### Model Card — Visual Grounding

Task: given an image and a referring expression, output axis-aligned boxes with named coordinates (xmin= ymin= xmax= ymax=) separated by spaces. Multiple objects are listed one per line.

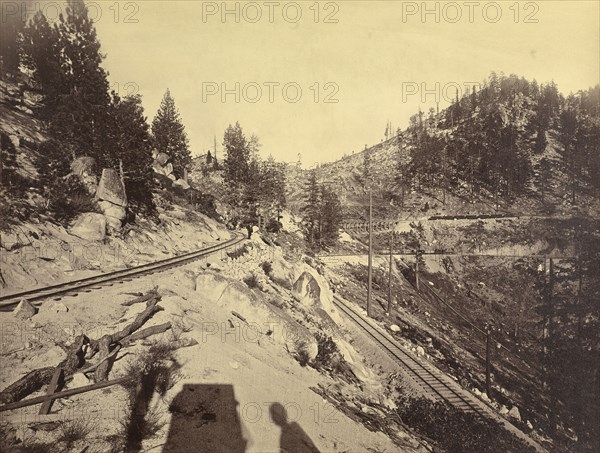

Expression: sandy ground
xmin=0 ymin=235 xmax=421 ymax=452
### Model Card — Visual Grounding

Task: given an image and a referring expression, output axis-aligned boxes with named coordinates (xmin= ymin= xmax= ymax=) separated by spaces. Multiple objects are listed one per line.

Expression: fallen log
xmin=120 ymin=322 xmax=172 ymax=347
xmin=0 ymin=289 xmax=162 ymax=404
xmin=0 ymin=335 xmax=88 ymax=405
xmin=121 ymin=287 xmax=159 ymax=306
xmin=90 ymin=295 xmax=162 ymax=382
xmin=68 ymin=346 xmax=122 ymax=379
xmin=0 ymin=367 xmax=54 ymax=405
xmin=0 ymin=377 xmax=130 ymax=413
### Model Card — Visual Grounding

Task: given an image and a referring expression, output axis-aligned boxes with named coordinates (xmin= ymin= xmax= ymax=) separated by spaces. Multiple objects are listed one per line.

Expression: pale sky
xmin=81 ymin=0 xmax=599 ymax=165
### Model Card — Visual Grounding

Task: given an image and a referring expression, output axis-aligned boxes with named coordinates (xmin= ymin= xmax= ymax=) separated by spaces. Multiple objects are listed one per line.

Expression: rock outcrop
xmin=96 ymin=168 xmax=127 ymax=230
xmin=152 ymin=150 xmax=190 ymax=187
xmin=292 ymin=270 xmax=342 ymax=326
xmin=69 ymin=213 xmax=106 ymax=242
xmin=195 ymin=272 xmax=318 ymax=361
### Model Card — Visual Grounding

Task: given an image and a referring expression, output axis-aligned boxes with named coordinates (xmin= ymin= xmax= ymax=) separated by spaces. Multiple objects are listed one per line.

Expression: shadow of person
xmin=270 ymin=403 xmax=321 ymax=453
xmin=163 ymin=384 xmax=247 ymax=453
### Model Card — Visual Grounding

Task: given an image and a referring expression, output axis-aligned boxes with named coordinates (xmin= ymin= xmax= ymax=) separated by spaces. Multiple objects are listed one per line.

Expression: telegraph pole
xmin=415 ymin=252 xmax=420 ymax=290
xmin=367 ymin=187 xmax=373 ymax=317
xmin=387 ymin=231 xmax=394 ymax=314
xmin=486 ymin=325 xmax=492 ymax=398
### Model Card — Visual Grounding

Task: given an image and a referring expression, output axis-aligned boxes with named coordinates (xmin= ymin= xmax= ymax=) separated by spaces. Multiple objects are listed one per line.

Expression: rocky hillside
xmin=287 ymin=76 xmax=599 ymax=223
xmin=0 ymin=76 xmax=230 ymax=294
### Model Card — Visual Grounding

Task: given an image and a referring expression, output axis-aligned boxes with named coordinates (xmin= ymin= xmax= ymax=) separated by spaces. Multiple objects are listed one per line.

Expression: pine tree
xmin=0 ymin=2 xmax=25 ymax=75
xmin=151 ymin=89 xmax=191 ymax=179
xmin=223 ymin=122 xmax=250 ymax=187
xmin=110 ymin=94 xmax=155 ymax=213
xmin=320 ymin=187 xmax=342 ymax=248
xmin=50 ymin=0 xmax=112 ymax=164
xmin=302 ymin=171 xmax=321 ymax=249
xmin=21 ymin=12 xmax=65 ymax=117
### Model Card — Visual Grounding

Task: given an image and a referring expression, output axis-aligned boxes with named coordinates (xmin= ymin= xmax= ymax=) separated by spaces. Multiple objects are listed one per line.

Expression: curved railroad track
xmin=332 ymin=294 xmax=546 ymax=452
xmin=0 ymin=232 xmax=246 ymax=310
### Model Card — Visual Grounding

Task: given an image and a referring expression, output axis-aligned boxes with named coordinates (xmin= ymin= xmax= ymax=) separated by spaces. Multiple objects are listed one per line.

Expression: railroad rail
xmin=0 ymin=232 xmax=246 ymax=310
xmin=332 ymin=294 xmax=546 ymax=452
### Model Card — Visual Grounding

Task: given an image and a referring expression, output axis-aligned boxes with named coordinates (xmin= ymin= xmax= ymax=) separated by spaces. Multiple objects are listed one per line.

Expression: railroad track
xmin=332 ymin=294 xmax=546 ymax=452
xmin=0 ymin=232 xmax=246 ymax=310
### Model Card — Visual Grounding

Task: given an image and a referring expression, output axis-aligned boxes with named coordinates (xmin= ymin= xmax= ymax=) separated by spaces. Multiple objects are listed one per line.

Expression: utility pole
xmin=367 ymin=187 xmax=373 ymax=317
xmin=486 ymin=326 xmax=492 ymax=398
xmin=415 ymin=252 xmax=420 ymax=290
xmin=387 ymin=231 xmax=394 ymax=314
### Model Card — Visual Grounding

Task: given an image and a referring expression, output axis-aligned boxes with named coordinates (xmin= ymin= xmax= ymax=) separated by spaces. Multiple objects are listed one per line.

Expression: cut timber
xmin=0 ymin=377 xmax=129 ymax=413
xmin=39 ymin=367 xmax=64 ymax=415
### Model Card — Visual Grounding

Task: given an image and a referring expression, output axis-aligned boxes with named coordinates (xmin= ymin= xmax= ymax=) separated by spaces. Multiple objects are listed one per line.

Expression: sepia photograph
xmin=0 ymin=1 xmax=598 ymax=452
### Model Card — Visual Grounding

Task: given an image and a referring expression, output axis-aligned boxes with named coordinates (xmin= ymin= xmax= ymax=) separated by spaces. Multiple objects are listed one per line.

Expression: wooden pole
xmin=367 ymin=187 xmax=373 ymax=317
xmin=486 ymin=327 xmax=492 ymax=398
xmin=387 ymin=232 xmax=394 ymax=314
xmin=415 ymin=253 xmax=420 ymax=290
xmin=0 ymin=377 xmax=130 ymax=413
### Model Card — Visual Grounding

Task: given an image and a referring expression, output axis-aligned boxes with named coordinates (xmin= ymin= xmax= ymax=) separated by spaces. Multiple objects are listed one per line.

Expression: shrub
xmin=261 ymin=261 xmax=273 ymax=275
xmin=227 ymin=243 xmax=250 ymax=260
xmin=0 ymin=196 xmax=16 ymax=231
xmin=118 ymin=342 xmax=180 ymax=451
xmin=243 ymin=273 xmax=260 ymax=289
xmin=265 ymin=218 xmax=283 ymax=233
xmin=296 ymin=345 xmax=311 ymax=367
xmin=314 ymin=333 xmax=339 ymax=367
xmin=59 ymin=417 xmax=96 ymax=448
xmin=396 ymin=396 xmax=536 ymax=453
xmin=48 ymin=175 xmax=100 ymax=223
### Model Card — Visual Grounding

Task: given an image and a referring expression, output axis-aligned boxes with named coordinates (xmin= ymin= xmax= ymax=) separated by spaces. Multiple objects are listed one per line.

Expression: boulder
xmin=164 ymin=162 xmax=174 ymax=176
xmin=8 ymin=134 xmax=20 ymax=149
xmin=104 ymin=215 xmax=123 ymax=231
xmin=70 ymin=213 xmax=106 ymax=242
xmin=173 ymin=179 xmax=190 ymax=190
xmin=96 ymin=168 xmax=127 ymax=207
xmin=98 ymin=200 xmax=126 ymax=221
xmin=155 ymin=152 xmax=170 ymax=166
xmin=71 ymin=156 xmax=96 ymax=176
xmin=14 ymin=299 xmax=36 ymax=320
xmin=46 ymin=301 xmax=68 ymax=313
xmin=526 ymin=420 xmax=533 ymax=430
xmin=508 ymin=406 xmax=521 ymax=421
xmin=292 ymin=270 xmax=342 ymax=325
xmin=67 ymin=373 xmax=90 ymax=389
xmin=389 ymin=324 xmax=400 ymax=332
xmin=22 ymin=90 xmax=43 ymax=108
xmin=415 ymin=346 xmax=425 ymax=356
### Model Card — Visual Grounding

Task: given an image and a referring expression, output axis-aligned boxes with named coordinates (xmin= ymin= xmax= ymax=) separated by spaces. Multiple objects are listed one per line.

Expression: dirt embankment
xmin=0 ymin=227 xmax=427 ymax=452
